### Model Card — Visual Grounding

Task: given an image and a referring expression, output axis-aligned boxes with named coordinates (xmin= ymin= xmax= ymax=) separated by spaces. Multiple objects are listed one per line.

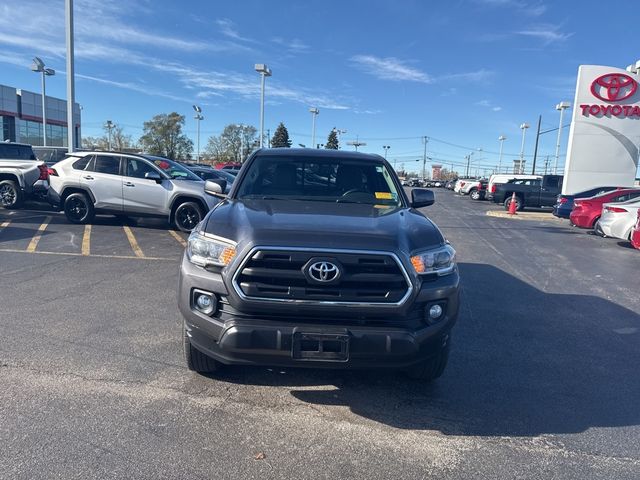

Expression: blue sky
xmin=1 ymin=0 xmax=639 ymax=175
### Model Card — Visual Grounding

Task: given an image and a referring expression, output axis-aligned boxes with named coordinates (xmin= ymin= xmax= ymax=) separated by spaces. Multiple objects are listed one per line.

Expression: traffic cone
xmin=508 ymin=192 xmax=518 ymax=215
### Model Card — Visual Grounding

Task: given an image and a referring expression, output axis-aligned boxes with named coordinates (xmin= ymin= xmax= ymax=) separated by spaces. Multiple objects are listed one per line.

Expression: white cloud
xmin=271 ymin=37 xmax=310 ymax=54
xmin=516 ymin=24 xmax=573 ymax=44
xmin=76 ymin=74 xmax=193 ymax=103
xmin=473 ymin=0 xmax=547 ymax=16
xmin=350 ymin=55 xmax=433 ymax=83
xmin=215 ymin=18 xmax=255 ymax=43
xmin=475 ymin=99 xmax=502 ymax=112
xmin=438 ymin=69 xmax=494 ymax=82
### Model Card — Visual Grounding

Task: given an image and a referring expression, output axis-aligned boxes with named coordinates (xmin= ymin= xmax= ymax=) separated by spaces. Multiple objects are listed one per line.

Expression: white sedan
xmin=596 ymin=198 xmax=640 ymax=240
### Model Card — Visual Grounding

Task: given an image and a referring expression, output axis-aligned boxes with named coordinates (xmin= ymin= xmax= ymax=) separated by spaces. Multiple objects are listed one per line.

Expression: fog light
xmin=193 ymin=290 xmax=216 ymax=315
xmin=429 ymin=304 xmax=443 ymax=319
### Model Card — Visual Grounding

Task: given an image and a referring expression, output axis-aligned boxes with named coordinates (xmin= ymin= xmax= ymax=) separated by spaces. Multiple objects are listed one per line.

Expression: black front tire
xmin=405 ymin=342 xmax=450 ymax=381
xmin=504 ymin=195 xmax=523 ymax=212
xmin=174 ymin=201 xmax=203 ymax=233
xmin=64 ymin=192 xmax=95 ymax=224
xmin=0 ymin=180 xmax=23 ymax=209
xmin=183 ymin=323 xmax=220 ymax=373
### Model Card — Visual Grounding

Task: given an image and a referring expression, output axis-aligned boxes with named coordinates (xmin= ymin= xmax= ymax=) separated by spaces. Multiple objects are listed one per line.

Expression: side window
xmin=92 ymin=155 xmax=121 ymax=175
xmin=72 ymin=156 xmax=92 ymax=170
xmin=544 ymin=177 xmax=559 ymax=189
xmin=613 ymin=194 xmax=628 ymax=202
xmin=126 ymin=158 xmax=158 ymax=179
xmin=629 ymin=192 xmax=640 ymax=200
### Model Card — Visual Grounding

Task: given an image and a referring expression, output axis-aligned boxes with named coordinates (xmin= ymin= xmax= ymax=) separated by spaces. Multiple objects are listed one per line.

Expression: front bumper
xmin=179 ymin=254 xmax=460 ymax=369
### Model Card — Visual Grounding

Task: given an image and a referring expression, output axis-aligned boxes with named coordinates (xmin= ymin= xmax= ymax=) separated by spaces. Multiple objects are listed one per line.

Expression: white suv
xmin=48 ymin=152 xmax=224 ymax=232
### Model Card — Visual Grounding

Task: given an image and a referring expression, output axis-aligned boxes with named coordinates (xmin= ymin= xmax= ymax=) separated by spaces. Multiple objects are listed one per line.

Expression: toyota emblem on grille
xmin=308 ymin=261 xmax=340 ymax=283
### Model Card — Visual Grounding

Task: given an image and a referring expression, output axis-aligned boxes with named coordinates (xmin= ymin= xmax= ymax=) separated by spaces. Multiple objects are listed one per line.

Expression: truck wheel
xmin=503 ymin=195 xmax=523 ymax=212
xmin=64 ymin=192 xmax=94 ymax=224
xmin=174 ymin=201 xmax=203 ymax=232
xmin=469 ymin=189 xmax=481 ymax=201
xmin=405 ymin=342 xmax=450 ymax=381
xmin=183 ymin=323 xmax=220 ymax=373
xmin=0 ymin=180 xmax=23 ymax=209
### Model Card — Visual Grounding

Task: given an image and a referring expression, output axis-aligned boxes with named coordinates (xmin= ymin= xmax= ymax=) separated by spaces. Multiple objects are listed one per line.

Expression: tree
xmin=81 ymin=122 xmax=135 ymax=151
xmin=139 ymin=112 xmax=193 ymax=160
xmin=325 ymin=129 xmax=339 ymax=150
xmin=271 ymin=122 xmax=292 ymax=148
xmin=204 ymin=124 xmax=257 ymax=163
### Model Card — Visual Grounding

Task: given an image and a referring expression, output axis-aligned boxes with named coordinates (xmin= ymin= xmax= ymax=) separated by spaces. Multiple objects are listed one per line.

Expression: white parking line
xmin=0 ymin=220 xmax=10 ymax=230
xmin=26 ymin=216 xmax=52 ymax=253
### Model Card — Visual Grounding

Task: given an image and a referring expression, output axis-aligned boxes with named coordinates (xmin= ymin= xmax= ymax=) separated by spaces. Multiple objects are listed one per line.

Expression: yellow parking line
xmin=168 ymin=230 xmax=187 ymax=247
xmin=0 ymin=248 xmax=174 ymax=261
xmin=123 ymin=226 xmax=145 ymax=258
xmin=26 ymin=216 xmax=52 ymax=252
xmin=82 ymin=225 xmax=91 ymax=256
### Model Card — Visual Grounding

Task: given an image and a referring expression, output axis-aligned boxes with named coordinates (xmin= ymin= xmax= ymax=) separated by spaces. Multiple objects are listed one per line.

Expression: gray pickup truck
xmin=0 ymin=142 xmax=48 ymax=208
xmin=178 ymin=148 xmax=460 ymax=381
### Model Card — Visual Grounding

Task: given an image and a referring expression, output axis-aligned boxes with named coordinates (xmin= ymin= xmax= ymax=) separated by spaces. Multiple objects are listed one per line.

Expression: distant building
xmin=431 ymin=164 xmax=442 ymax=180
xmin=0 ymin=84 xmax=81 ymax=147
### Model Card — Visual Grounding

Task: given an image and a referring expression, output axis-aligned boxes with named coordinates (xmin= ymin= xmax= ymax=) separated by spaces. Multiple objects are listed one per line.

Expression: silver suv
xmin=0 ymin=142 xmax=49 ymax=208
xmin=48 ymin=152 xmax=224 ymax=232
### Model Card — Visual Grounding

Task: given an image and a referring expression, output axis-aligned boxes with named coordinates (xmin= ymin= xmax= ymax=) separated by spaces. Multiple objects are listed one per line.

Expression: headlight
xmin=410 ymin=244 xmax=456 ymax=276
xmin=187 ymin=231 xmax=236 ymax=268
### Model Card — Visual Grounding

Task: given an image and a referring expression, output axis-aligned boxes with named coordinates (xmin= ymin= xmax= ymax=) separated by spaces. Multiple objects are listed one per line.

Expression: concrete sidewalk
xmin=486 ymin=209 xmax=564 ymax=222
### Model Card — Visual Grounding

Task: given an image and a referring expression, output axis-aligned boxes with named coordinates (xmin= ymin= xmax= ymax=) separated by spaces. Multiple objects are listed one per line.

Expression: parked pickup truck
xmin=0 ymin=142 xmax=49 ymax=208
xmin=179 ymin=148 xmax=460 ymax=381
xmin=492 ymin=174 xmax=563 ymax=211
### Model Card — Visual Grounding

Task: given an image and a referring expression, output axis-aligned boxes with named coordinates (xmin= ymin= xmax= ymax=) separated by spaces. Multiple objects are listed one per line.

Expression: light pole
xmin=519 ymin=123 xmax=530 ymax=174
xmin=254 ymin=64 xmax=271 ymax=148
xmin=465 ymin=151 xmax=474 ymax=177
xmin=498 ymin=135 xmax=506 ymax=173
xmin=421 ymin=136 xmax=429 ymax=180
xmin=383 ymin=145 xmax=390 ymax=160
xmin=554 ymin=102 xmax=571 ymax=174
xmin=193 ymin=105 xmax=203 ymax=163
xmin=309 ymin=107 xmax=319 ymax=148
xmin=30 ymin=57 xmax=55 ymax=147
xmin=65 ymin=0 xmax=76 ymax=152
xmin=104 ymin=120 xmax=114 ymax=150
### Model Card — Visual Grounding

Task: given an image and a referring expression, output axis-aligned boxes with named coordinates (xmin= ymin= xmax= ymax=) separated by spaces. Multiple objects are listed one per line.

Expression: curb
xmin=486 ymin=210 xmax=564 ymax=222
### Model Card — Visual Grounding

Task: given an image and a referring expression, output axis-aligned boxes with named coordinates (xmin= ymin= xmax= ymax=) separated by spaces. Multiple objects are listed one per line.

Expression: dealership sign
xmin=562 ymin=65 xmax=640 ymax=195
xmin=579 ymin=73 xmax=640 ymax=117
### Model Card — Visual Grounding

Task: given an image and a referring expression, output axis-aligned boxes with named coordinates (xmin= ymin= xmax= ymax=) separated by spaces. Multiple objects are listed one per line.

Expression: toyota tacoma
xmin=178 ymin=149 xmax=460 ymax=381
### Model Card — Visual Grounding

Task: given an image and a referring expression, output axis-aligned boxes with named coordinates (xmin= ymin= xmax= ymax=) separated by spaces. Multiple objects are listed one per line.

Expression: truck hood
xmin=202 ymin=198 xmax=445 ymax=255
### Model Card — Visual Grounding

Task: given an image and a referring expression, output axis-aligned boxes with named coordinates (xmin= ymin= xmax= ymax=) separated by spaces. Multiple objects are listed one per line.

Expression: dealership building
xmin=0 ymin=83 xmax=81 ymax=148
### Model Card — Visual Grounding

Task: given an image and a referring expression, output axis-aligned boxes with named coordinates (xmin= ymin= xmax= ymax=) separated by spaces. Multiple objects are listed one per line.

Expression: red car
xmin=631 ymin=210 xmax=640 ymax=250
xmin=570 ymin=188 xmax=640 ymax=228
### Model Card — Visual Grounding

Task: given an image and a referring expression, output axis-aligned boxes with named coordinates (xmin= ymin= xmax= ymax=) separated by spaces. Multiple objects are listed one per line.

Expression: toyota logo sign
xmin=307 ymin=261 xmax=340 ymax=283
xmin=590 ymin=73 xmax=637 ymax=102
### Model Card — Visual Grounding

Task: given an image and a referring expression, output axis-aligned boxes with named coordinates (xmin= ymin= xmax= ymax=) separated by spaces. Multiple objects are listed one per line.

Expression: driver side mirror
xmin=144 ymin=171 xmax=163 ymax=183
xmin=205 ymin=179 xmax=227 ymax=196
xmin=411 ymin=188 xmax=434 ymax=208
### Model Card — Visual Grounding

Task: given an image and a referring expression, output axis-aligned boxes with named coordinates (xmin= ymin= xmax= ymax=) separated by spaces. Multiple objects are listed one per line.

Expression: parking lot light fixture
xmin=193 ymin=105 xmax=203 ymax=163
xmin=30 ymin=57 xmax=55 ymax=147
xmin=519 ymin=123 xmax=530 ymax=173
xmin=554 ymin=102 xmax=571 ymax=174
xmin=309 ymin=108 xmax=319 ymax=148
xmin=383 ymin=145 xmax=390 ymax=159
xmin=498 ymin=135 xmax=506 ymax=173
xmin=254 ymin=64 xmax=272 ymax=148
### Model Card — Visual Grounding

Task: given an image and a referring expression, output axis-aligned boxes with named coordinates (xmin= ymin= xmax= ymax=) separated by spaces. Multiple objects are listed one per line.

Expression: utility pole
xmin=421 ymin=136 xmax=428 ymax=180
xmin=266 ymin=128 xmax=271 ymax=148
xmin=104 ymin=120 xmax=114 ymax=150
xmin=465 ymin=155 xmax=471 ymax=177
xmin=346 ymin=136 xmax=366 ymax=151
xmin=544 ymin=155 xmax=550 ymax=174
xmin=531 ymin=115 xmax=542 ymax=174
xmin=65 ymin=0 xmax=76 ymax=152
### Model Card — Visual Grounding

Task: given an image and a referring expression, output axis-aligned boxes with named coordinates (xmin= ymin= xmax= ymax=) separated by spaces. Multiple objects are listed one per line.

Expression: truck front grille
xmin=232 ymin=248 xmax=412 ymax=305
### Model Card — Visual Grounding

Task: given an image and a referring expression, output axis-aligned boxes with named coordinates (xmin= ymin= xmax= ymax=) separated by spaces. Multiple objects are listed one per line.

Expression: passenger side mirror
xmin=144 ymin=171 xmax=163 ymax=183
xmin=411 ymin=188 xmax=434 ymax=208
xmin=205 ymin=179 xmax=226 ymax=196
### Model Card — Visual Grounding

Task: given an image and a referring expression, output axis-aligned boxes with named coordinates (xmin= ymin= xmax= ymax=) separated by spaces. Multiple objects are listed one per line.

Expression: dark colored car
xmin=183 ymin=164 xmax=235 ymax=193
xmin=570 ymin=188 xmax=640 ymax=228
xmin=493 ymin=175 xmax=563 ymax=211
xmin=553 ymin=186 xmax=620 ymax=219
xmin=179 ymin=148 xmax=460 ymax=381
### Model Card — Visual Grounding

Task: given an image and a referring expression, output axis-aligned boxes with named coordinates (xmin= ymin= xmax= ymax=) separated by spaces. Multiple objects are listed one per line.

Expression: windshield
xmin=143 ymin=155 xmax=201 ymax=181
xmin=236 ymin=155 xmax=403 ymax=206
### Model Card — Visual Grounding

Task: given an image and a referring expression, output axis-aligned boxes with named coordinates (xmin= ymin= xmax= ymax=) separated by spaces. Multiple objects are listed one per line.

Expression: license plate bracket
xmin=292 ymin=331 xmax=350 ymax=362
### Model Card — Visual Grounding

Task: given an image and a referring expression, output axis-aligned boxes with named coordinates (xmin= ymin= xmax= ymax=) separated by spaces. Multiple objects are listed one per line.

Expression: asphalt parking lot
xmin=1 ymin=191 xmax=639 ymax=479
